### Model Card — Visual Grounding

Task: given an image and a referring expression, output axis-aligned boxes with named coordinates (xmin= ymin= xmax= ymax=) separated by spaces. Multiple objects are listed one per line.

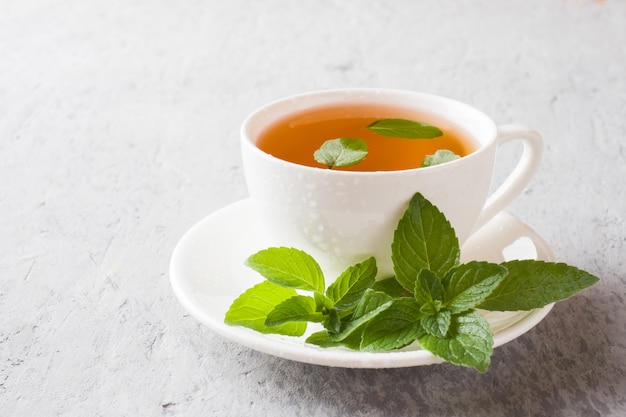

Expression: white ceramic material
xmin=241 ymin=89 xmax=543 ymax=276
xmin=169 ymin=199 xmax=555 ymax=369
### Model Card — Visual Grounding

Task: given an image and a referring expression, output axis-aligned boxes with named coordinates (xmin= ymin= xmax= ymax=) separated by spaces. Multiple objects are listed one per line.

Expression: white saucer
xmin=170 ymin=198 xmax=555 ymax=369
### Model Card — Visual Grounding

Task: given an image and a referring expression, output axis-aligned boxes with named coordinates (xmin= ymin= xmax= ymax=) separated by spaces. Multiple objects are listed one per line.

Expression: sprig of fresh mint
xmin=313 ymin=118 xmax=456 ymax=169
xmin=224 ymin=193 xmax=599 ymax=372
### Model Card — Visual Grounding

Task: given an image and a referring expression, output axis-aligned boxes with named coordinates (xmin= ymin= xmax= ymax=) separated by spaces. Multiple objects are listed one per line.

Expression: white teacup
xmin=241 ymin=89 xmax=542 ymax=277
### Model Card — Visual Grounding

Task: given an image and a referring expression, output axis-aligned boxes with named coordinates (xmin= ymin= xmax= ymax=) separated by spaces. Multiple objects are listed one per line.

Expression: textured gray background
xmin=1 ymin=0 xmax=625 ymax=416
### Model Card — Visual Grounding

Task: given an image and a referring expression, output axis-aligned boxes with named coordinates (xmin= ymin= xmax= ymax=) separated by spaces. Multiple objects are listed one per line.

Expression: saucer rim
xmin=170 ymin=198 xmax=555 ymax=369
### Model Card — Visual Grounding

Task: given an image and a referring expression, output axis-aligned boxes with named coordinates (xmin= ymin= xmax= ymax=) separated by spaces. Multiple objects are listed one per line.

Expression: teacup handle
xmin=473 ymin=124 xmax=543 ymax=232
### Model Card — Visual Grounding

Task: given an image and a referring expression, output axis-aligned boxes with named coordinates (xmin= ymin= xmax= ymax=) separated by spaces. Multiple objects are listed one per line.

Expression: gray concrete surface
xmin=1 ymin=1 xmax=625 ymax=416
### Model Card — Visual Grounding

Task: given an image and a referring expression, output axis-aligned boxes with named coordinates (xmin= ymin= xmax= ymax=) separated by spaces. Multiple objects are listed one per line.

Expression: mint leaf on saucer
xmin=366 ymin=118 xmax=443 ymax=139
xmin=313 ymin=138 xmax=368 ymax=169
xmin=478 ymin=260 xmax=600 ymax=311
xmin=314 ymin=290 xmax=334 ymax=312
xmin=306 ymin=329 xmax=363 ymax=350
xmin=323 ymin=308 xmax=342 ymax=334
xmin=392 ymin=193 xmax=460 ymax=291
xmin=306 ymin=330 xmax=336 ymax=348
xmin=224 ymin=281 xmax=307 ymax=336
xmin=360 ymin=297 xmax=424 ymax=351
xmin=421 ymin=149 xmax=461 ymax=167
xmin=371 ymin=276 xmax=412 ymax=298
xmin=413 ymin=268 xmax=444 ymax=312
xmin=245 ymin=247 xmax=325 ymax=293
xmin=418 ymin=310 xmax=493 ymax=372
xmin=421 ymin=310 xmax=452 ymax=338
xmin=330 ymin=289 xmax=393 ymax=342
xmin=265 ymin=295 xmax=324 ymax=327
xmin=442 ymin=261 xmax=508 ymax=314
xmin=225 ymin=191 xmax=599 ymax=373
xmin=305 ymin=331 xmax=339 ymax=348
xmin=326 ymin=257 xmax=377 ymax=314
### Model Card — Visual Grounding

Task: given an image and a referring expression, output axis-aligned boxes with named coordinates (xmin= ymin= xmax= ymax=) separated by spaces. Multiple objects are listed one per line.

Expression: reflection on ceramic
xmin=170 ymin=199 xmax=555 ymax=369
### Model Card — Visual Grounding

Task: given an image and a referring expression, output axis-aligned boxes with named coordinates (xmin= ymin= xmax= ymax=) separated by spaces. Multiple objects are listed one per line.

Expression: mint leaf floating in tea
xmin=311 ymin=118 xmax=450 ymax=169
xmin=225 ymin=192 xmax=599 ymax=372
xmin=366 ymin=118 xmax=443 ymax=139
xmin=421 ymin=149 xmax=461 ymax=167
xmin=314 ymin=137 xmax=368 ymax=169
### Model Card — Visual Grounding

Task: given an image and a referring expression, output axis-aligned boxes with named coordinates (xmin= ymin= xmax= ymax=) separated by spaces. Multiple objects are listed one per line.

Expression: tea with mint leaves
xmin=256 ymin=104 xmax=476 ymax=171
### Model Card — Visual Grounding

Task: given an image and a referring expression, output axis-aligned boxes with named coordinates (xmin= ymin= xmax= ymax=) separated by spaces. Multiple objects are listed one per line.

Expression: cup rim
xmin=241 ymin=88 xmax=498 ymax=175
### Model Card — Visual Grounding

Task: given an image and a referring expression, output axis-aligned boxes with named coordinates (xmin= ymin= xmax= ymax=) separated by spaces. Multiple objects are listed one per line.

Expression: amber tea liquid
xmin=256 ymin=104 xmax=476 ymax=172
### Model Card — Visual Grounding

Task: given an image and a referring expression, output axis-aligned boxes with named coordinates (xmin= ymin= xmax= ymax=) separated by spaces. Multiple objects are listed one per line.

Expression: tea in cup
xmin=241 ymin=89 xmax=543 ymax=276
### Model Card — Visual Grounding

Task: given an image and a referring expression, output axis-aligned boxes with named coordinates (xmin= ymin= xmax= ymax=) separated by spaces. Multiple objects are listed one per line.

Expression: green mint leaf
xmin=352 ymin=289 xmax=394 ymax=319
xmin=313 ymin=138 xmax=368 ymax=169
xmin=419 ymin=310 xmax=493 ymax=372
xmin=371 ymin=277 xmax=412 ymax=298
xmin=366 ymin=118 xmax=443 ymax=139
xmin=421 ymin=310 xmax=451 ymax=338
xmin=224 ymin=281 xmax=307 ymax=336
xmin=323 ymin=308 xmax=342 ymax=333
xmin=326 ymin=257 xmax=377 ymax=313
xmin=421 ymin=149 xmax=461 ymax=167
xmin=314 ymin=291 xmax=333 ymax=312
xmin=360 ymin=297 xmax=424 ymax=352
xmin=265 ymin=295 xmax=324 ymax=326
xmin=245 ymin=247 xmax=325 ymax=292
xmin=305 ymin=331 xmax=338 ymax=348
xmin=478 ymin=260 xmax=600 ymax=311
xmin=330 ymin=289 xmax=393 ymax=342
xmin=324 ymin=312 xmax=341 ymax=333
xmin=414 ymin=268 xmax=444 ymax=309
xmin=419 ymin=300 xmax=442 ymax=316
xmin=306 ymin=330 xmax=362 ymax=350
xmin=392 ymin=192 xmax=460 ymax=292
xmin=442 ymin=261 xmax=509 ymax=314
